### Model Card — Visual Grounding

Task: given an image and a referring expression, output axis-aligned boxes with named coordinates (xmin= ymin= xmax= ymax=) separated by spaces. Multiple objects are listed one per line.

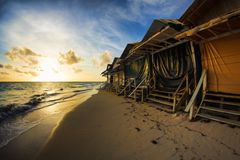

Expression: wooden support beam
xmin=185 ymin=69 xmax=207 ymax=112
xmin=147 ymin=42 xmax=163 ymax=48
xmin=195 ymin=33 xmax=205 ymax=40
xmin=226 ymin=21 xmax=232 ymax=31
xmin=202 ymin=28 xmax=240 ymax=43
xmin=142 ymin=45 xmax=161 ymax=50
xmin=163 ymin=40 xmax=172 ymax=45
xmin=190 ymin=41 xmax=197 ymax=87
xmin=207 ymin=29 xmax=217 ymax=36
xmin=128 ymin=26 xmax=170 ymax=54
xmin=151 ymin=39 xmax=189 ymax=55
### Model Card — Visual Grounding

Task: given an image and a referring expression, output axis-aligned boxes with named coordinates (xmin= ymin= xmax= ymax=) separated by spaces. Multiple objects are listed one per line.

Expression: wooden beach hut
xmin=126 ymin=19 xmax=198 ymax=113
xmin=110 ymin=57 xmax=125 ymax=94
xmin=117 ymin=42 xmax=150 ymax=101
xmin=179 ymin=0 xmax=240 ymax=126
xmin=101 ymin=64 xmax=113 ymax=91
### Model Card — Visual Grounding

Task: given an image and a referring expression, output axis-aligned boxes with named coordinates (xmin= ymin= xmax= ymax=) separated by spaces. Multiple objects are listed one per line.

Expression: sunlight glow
xmin=35 ymin=58 xmax=65 ymax=82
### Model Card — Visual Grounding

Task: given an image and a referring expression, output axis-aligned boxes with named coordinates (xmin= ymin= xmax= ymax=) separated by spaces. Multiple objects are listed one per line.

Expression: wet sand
xmin=37 ymin=91 xmax=240 ymax=160
xmin=0 ymin=90 xmax=98 ymax=160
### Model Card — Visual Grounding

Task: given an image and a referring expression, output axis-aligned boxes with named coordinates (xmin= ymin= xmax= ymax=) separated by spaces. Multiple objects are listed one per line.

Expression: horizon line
xmin=0 ymin=81 xmax=104 ymax=83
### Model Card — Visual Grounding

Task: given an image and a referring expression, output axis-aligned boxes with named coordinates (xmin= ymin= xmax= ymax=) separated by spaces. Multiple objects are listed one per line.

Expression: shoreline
xmin=37 ymin=91 xmax=240 ymax=160
xmin=0 ymin=89 xmax=98 ymax=160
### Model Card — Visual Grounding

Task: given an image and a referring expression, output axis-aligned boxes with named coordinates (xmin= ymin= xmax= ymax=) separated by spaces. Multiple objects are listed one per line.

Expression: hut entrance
xmin=123 ymin=56 xmax=149 ymax=101
xmin=152 ymin=42 xmax=193 ymax=89
xmin=146 ymin=42 xmax=195 ymax=113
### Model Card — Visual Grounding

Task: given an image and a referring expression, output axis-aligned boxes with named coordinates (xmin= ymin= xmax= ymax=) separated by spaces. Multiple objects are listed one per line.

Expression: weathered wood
xmin=202 ymin=28 xmax=240 ymax=43
xmin=185 ymin=69 xmax=207 ymax=112
xmin=190 ymin=41 xmax=197 ymax=87
xmin=127 ymin=27 xmax=170 ymax=56
xmin=195 ymin=33 xmax=205 ymax=40
xmin=204 ymin=99 xmax=240 ymax=107
xmin=207 ymin=29 xmax=217 ymax=36
xmin=206 ymin=92 xmax=240 ymax=99
xmin=119 ymin=79 xmax=134 ymax=95
xmin=200 ymin=106 xmax=240 ymax=116
xmin=197 ymin=113 xmax=240 ymax=127
xmin=128 ymin=76 xmax=147 ymax=97
xmin=147 ymin=97 xmax=172 ymax=106
xmin=151 ymin=40 xmax=189 ymax=55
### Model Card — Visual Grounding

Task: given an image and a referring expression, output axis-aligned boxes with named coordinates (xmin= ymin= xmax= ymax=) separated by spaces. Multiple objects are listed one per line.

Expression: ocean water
xmin=0 ymin=82 xmax=101 ymax=148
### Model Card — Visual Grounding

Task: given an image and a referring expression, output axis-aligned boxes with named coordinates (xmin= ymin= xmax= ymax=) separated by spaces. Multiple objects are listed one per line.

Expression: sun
xmin=34 ymin=58 xmax=65 ymax=82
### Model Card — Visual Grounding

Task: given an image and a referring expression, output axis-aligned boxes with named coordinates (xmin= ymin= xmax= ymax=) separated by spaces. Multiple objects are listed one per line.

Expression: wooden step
xmin=158 ymin=87 xmax=176 ymax=92
xmin=197 ymin=113 xmax=240 ymax=127
xmin=153 ymin=90 xmax=183 ymax=95
xmin=200 ymin=106 xmax=240 ymax=116
xmin=147 ymin=97 xmax=172 ymax=106
xmin=136 ymin=90 xmax=143 ymax=93
xmin=207 ymin=92 xmax=240 ymax=99
xmin=204 ymin=99 xmax=240 ymax=107
xmin=149 ymin=93 xmax=180 ymax=100
xmin=153 ymin=90 xmax=174 ymax=94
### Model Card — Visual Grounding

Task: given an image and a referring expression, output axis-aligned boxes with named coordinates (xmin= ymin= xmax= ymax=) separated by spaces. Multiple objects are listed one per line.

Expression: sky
xmin=0 ymin=0 xmax=193 ymax=82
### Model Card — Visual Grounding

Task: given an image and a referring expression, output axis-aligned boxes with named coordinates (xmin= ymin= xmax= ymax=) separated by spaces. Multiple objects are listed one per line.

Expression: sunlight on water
xmin=0 ymin=82 xmax=101 ymax=148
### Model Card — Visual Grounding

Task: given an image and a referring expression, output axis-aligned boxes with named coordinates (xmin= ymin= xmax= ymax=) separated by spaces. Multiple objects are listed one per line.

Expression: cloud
xmin=92 ymin=51 xmax=112 ymax=67
xmin=0 ymin=64 xmax=3 ymax=68
xmin=52 ymin=68 xmax=59 ymax=74
xmin=0 ymin=0 xmax=193 ymax=81
xmin=13 ymin=67 xmax=38 ymax=77
xmin=100 ymin=51 xmax=112 ymax=67
xmin=14 ymin=68 xmax=24 ymax=73
xmin=73 ymin=67 xmax=82 ymax=73
xmin=105 ymin=0 xmax=182 ymax=24
xmin=5 ymin=47 xmax=41 ymax=65
xmin=58 ymin=50 xmax=83 ymax=65
xmin=28 ymin=71 xmax=38 ymax=77
xmin=0 ymin=72 xmax=9 ymax=75
xmin=91 ymin=57 xmax=98 ymax=66
xmin=5 ymin=64 xmax=13 ymax=69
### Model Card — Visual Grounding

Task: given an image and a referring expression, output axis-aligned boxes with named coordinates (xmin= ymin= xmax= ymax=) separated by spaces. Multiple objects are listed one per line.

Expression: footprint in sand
xmin=151 ymin=140 xmax=158 ymax=144
xmin=135 ymin=127 xmax=141 ymax=132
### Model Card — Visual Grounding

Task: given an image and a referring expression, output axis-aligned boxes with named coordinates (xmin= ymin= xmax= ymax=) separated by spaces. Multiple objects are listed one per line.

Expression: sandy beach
xmin=0 ymin=89 xmax=98 ymax=160
xmin=34 ymin=91 xmax=240 ymax=160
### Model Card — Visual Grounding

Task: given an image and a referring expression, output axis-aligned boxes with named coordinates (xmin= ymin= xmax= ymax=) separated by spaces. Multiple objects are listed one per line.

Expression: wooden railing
xmin=145 ymin=76 xmax=154 ymax=99
xmin=128 ymin=76 xmax=147 ymax=98
xmin=172 ymin=73 xmax=190 ymax=112
xmin=118 ymin=78 xmax=135 ymax=96
xmin=184 ymin=69 xmax=207 ymax=120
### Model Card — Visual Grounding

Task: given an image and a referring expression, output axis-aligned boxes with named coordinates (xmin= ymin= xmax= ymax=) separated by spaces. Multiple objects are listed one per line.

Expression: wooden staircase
xmin=147 ymin=73 xmax=191 ymax=113
xmin=128 ymin=85 xmax=146 ymax=102
xmin=127 ymin=76 xmax=148 ymax=102
xmin=116 ymin=85 xmax=125 ymax=95
xmin=147 ymin=88 xmax=187 ymax=113
xmin=195 ymin=92 xmax=240 ymax=127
